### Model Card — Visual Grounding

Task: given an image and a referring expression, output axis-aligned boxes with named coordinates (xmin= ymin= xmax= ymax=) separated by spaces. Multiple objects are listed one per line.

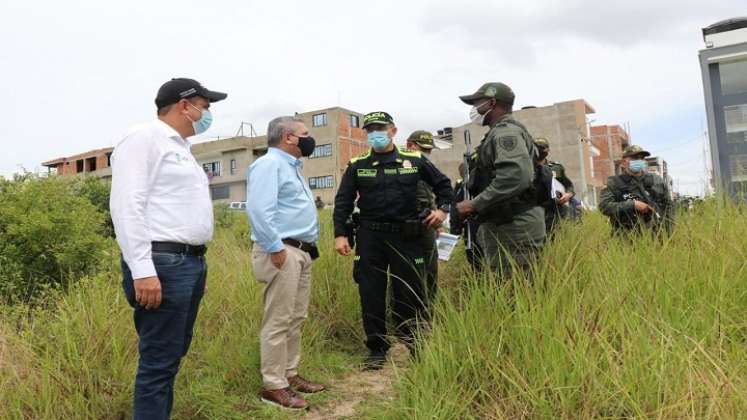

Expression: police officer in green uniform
xmin=405 ymin=130 xmax=441 ymax=303
xmin=534 ymin=138 xmax=575 ymax=233
xmin=599 ymin=145 xmax=674 ymax=235
xmin=333 ymin=112 xmax=453 ymax=369
xmin=455 ymin=82 xmax=546 ymax=278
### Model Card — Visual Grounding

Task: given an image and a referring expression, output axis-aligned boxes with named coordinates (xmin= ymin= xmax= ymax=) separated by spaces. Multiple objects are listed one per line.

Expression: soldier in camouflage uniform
xmin=534 ymin=138 xmax=575 ymax=233
xmin=455 ymin=82 xmax=546 ymax=278
xmin=406 ymin=130 xmax=441 ymax=302
xmin=599 ymin=145 xmax=674 ymax=235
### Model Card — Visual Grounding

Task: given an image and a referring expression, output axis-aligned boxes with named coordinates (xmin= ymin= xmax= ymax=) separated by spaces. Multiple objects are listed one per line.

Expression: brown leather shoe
xmin=288 ymin=375 xmax=326 ymax=393
xmin=260 ymin=387 xmax=309 ymax=410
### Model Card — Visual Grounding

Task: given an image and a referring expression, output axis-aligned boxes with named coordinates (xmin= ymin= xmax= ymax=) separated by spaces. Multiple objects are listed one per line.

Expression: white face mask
xmin=469 ymin=101 xmax=492 ymax=125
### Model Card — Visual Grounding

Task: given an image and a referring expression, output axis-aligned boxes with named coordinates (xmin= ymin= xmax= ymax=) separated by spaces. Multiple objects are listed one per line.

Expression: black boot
xmin=363 ymin=350 xmax=387 ymax=371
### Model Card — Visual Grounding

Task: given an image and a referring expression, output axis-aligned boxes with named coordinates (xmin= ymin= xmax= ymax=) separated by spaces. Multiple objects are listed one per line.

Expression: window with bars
xmin=309 ymin=144 xmax=332 ymax=159
xmin=312 ymin=113 xmax=327 ymax=127
xmin=202 ymin=161 xmax=221 ymax=177
xmin=308 ymin=175 xmax=334 ymax=189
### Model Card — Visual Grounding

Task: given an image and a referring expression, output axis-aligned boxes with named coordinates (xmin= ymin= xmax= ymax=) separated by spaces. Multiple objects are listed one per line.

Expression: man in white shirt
xmin=110 ymin=77 xmax=226 ymax=420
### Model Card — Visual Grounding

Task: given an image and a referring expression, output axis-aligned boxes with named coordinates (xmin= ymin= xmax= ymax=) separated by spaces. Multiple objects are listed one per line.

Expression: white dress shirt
xmin=110 ymin=119 xmax=213 ymax=279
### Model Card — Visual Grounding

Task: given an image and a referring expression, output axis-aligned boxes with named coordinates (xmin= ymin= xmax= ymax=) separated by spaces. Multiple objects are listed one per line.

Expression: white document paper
xmin=551 ymin=178 xmax=566 ymax=199
xmin=436 ymin=233 xmax=460 ymax=261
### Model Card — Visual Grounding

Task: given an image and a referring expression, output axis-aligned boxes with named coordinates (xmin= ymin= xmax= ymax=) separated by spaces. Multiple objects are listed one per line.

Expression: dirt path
xmin=304 ymin=344 xmax=410 ymax=420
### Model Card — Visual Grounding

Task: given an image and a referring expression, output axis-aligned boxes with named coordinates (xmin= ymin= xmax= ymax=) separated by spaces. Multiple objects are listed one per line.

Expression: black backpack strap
xmin=605 ymin=176 xmax=626 ymax=201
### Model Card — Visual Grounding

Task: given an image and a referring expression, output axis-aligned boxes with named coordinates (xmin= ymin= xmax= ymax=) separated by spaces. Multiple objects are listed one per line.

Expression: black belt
xmin=360 ymin=220 xmax=403 ymax=233
xmin=151 ymin=241 xmax=207 ymax=256
xmin=282 ymin=238 xmax=315 ymax=253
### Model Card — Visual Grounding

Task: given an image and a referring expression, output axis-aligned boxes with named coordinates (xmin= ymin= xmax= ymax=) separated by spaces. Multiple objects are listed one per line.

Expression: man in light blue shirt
xmin=246 ymin=116 xmax=325 ymax=410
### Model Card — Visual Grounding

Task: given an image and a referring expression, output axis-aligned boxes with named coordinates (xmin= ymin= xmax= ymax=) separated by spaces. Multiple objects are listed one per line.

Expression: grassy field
xmin=3 ymin=201 xmax=747 ymax=419
xmin=364 ymin=200 xmax=747 ymax=419
xmin=0 ymin=212 xmax=364 ymax=419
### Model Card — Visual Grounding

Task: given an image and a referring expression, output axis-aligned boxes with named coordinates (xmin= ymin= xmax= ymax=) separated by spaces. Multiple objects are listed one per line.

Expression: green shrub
xmin=70 ymin=176 xmax=113 ymax=237
xmin=0 ymin=176 xmax=108 ymax=304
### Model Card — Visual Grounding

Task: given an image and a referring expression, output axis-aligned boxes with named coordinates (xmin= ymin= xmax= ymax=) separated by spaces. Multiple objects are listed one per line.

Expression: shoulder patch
xmin=498 ymin=136 xmax=517 ymax=151
xmin=349 ymin=150 xmax=371 ymax=164
xmin=397 ymin=147 xmax=421 ymax=158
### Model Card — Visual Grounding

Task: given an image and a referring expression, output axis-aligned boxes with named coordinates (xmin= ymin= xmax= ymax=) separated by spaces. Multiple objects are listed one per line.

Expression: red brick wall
xmin=51 ymin=151 xmax=112 ymax=176
xmin=591 ymin=125 xmax=629 ymax=184
xmin=337 ymin=113 xmax=368 ymax=168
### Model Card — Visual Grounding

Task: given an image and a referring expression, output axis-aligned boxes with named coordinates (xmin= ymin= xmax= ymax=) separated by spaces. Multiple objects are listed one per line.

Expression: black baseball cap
xmin=362 ymin=111 xmax=394 ymax=128
xmin=155 ymin=78 xmax=227 ymax=108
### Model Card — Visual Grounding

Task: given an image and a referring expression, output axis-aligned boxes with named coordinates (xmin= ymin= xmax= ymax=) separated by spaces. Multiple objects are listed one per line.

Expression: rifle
xmin=463 ymin=130 xmax=473 ymax=250
xmin=633 ymin=181 xmax=661 ymax=220
xmin=344 ymin=211 xmax=360 ymax=249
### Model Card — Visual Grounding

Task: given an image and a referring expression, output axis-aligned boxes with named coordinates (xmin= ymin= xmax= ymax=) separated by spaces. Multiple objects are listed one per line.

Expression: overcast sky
xmin=2 ymin=0 xmax=744 ymax=196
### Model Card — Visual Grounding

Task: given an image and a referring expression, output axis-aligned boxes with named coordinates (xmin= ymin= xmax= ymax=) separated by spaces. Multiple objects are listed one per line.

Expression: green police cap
xmin=407 ymin=130 xmax=436 ymax=149
xmin=459 ymin=82 xmax=515 ymax=106
xmin=362 ymin=111 xmax=394 ymax=128
xmin=534 ymin=137 xmax=550 ymax=148
xmin=622 ymin=145 xmax=651 ymax=158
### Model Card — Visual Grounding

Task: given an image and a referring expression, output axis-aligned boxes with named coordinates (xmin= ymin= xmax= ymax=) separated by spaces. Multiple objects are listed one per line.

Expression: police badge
xmin=499 ymin=136 xmax=517 ymax=151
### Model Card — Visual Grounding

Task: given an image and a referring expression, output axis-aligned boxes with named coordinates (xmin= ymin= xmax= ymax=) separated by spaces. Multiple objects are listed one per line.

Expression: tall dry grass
xmin=0 ymin=211 xmax=363 ymax=419
xmin=367 ymin=199 xmax=747 ymax=419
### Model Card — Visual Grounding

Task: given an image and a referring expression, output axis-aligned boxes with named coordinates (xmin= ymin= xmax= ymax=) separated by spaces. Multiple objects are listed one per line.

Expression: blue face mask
xmin=367 ymin=131 xmax=390 ymax=149
xmin=188 ymin=103 xmax=213 ymax=136
xmin=629 ymin=159 xmax=647 ymax=173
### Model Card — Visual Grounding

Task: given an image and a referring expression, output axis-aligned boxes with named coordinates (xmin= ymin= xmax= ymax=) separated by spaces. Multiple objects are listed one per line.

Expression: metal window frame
xmin=699 ymin=41 xmax=747 ymax=195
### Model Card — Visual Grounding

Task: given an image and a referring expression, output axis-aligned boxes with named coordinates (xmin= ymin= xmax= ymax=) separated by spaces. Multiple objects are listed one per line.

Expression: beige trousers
xmin=252 ymin=245 xmax=313 ymax=390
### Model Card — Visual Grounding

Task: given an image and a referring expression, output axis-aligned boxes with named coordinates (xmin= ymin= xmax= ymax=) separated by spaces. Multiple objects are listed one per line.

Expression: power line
xmin=648 ymin=132 xmax=706 ymax=154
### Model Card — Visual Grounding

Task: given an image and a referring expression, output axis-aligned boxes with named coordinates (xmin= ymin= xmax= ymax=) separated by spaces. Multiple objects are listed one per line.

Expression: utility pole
xmin=606 ymin=126 xmax=615 ymax=176
xmin=578 ymin=135 xmax=588 ymax=206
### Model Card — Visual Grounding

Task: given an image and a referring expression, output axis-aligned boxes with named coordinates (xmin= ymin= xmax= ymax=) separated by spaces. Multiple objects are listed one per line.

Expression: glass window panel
xmin=309 ymin=143 xmax=332 ymax=159
xmin=720 ymin=59 xmax=747 ymax=96
xmin=210 ymin=185 xmax=230 ymax=200
xmin=729 ymin=153 xmax=747 ymax=182
xmin=312 ymin=113 xmax=327 ymax=127
xmin=725 ymin=104 xmax=747 ymax=144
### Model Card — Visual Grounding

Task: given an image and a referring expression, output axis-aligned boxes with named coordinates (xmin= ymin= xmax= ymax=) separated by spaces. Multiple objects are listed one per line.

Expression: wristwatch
xmin=438 ymin=204 xmax=450 ymax=213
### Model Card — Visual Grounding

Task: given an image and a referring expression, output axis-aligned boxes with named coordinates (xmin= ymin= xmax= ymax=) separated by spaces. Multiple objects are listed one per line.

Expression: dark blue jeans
xmin=122 ymin=252 xmax=207 ymax=420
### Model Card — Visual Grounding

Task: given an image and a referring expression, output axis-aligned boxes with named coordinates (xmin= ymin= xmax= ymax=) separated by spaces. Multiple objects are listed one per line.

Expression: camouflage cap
xmin=362 ymin=111 xmax=394 ymax=128
xmin=406 ymin=130 xmax=436 ymax=149
xmin=534 ymin=137 xmax=550 ymax=148
xmin=459 ymin=82 xmax=515 ymax=106
xmin=622 ymin=145 xmax=651 ymax=158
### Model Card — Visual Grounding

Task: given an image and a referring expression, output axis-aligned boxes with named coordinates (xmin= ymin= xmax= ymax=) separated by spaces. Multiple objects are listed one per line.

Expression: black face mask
xmin=537 ymin=149 xmax=549 ymax=160
xmin=297 ymin=136 xmax=316 ymax=157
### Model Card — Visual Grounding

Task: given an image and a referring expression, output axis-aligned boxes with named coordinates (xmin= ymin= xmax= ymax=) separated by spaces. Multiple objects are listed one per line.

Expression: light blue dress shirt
xmin=246 ymin=147 xmax=319 ymax=253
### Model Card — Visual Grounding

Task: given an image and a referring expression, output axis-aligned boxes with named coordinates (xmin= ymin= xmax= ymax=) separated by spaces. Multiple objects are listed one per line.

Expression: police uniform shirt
xmin=333 ymin=147 xmax=453 ymax=237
